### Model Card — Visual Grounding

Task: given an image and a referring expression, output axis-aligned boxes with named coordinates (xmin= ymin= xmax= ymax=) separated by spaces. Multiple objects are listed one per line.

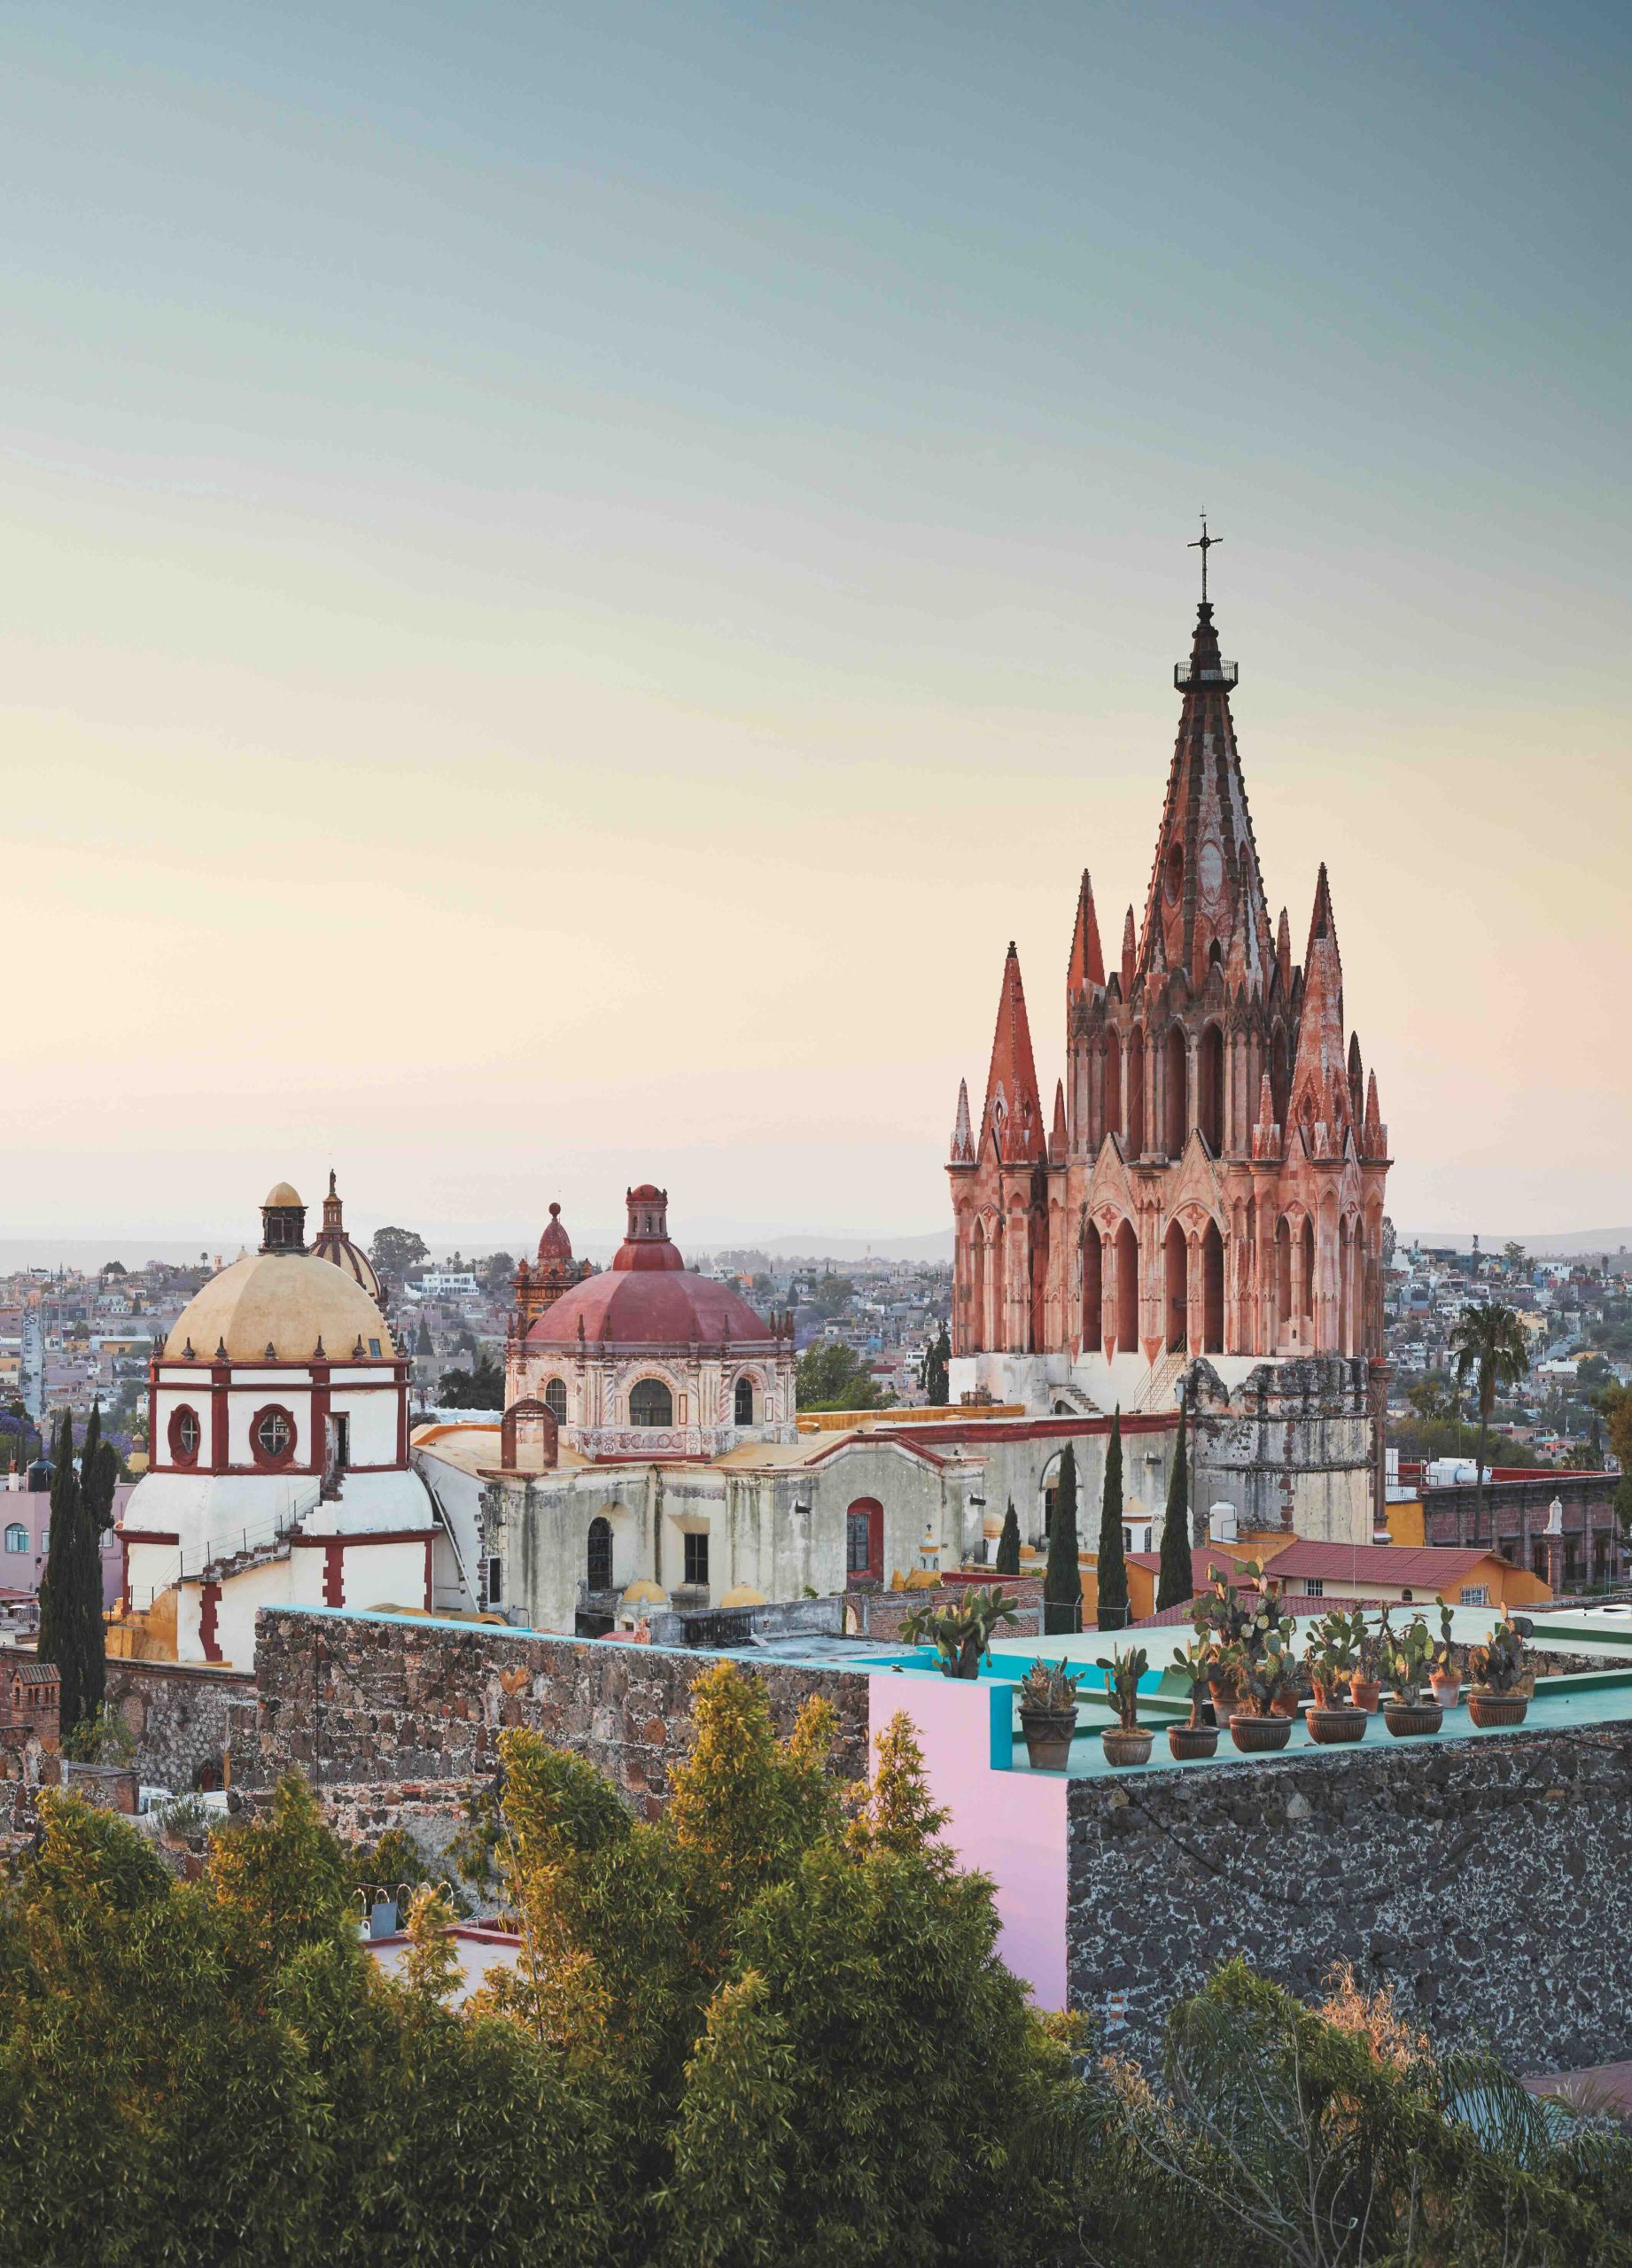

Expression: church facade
xmin=948 ymin=572 xmax=1392 ymax=1542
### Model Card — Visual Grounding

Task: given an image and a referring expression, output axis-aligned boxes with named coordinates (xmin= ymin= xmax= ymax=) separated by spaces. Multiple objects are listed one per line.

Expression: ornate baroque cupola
xmin=259 ymin=1181 xmax=307 ymax=1254
xmin=513 ymin=1201 xmax=592 ymax=1325
xmin=614 ymin=1185 xmax=687 ymax=1273
xmin=312 ymin=1169 xmax=383 ymax=1300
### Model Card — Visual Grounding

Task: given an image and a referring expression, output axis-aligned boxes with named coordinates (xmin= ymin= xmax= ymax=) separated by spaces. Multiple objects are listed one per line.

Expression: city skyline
xmin=3 ymin=4 xmax=1628 ymax=1244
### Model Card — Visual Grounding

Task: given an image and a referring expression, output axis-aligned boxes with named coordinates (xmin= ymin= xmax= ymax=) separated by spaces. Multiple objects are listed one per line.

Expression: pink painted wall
xmin=867 ymin=1672 xmax=1068 ymax=2009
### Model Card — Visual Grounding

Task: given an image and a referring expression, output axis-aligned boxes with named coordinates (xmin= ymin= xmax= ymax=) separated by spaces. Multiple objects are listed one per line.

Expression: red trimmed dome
xmin=612 ymin=1184 xmax=685 ymax=1273
xmin=524 ymin=1269 xmax=773 ymax=1349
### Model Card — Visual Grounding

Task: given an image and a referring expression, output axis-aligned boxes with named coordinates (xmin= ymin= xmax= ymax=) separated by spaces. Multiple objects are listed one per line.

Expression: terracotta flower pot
xmin=1271 ymin=1689 xmax=1301 ymax=1719
xmin=1229 ymin=1712 xmax=1293 ymax=1753
xmin=1100 ymin=1726 xmax=1154 ymax=1768
xmin=1348 ymin=1675 xmax=1382 ymax=1713
xmin=1383 ymin=1699 xmax=1443 ymax=1738
xmin=1429 ymin=1673 xmax=1461 ymax=1708
xmin=1019 ymin=1706 xmax=1077 ymax=1770
xmin=1168 ymin=1722 xmax=1219 ymax=1761
xmin=1307 ymin=1705 xmax=1366 ymax=1744
xmin=1207 ymin=1675 xmax=1238 ymax=1715
xmin=1468 ymin=1691 xmax=1528 ymax=1729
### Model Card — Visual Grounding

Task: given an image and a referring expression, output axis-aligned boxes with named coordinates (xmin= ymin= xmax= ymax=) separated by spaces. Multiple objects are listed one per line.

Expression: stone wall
xmin=105 ymin=1658 xmax=250 ymax=1792
xmin=848 ymin=1576 xmax=1045 ymax=1645
xmin=1189 ymin=1355 xmax=1377 ymax=1544
xmin=1068 ymin=1718 xmax=1632 ymax=2075
xmin=234 ymin=1608 xmax=871 ymax=1826
xmin=1422 ymin=1472 xmax=1621 ymax=1585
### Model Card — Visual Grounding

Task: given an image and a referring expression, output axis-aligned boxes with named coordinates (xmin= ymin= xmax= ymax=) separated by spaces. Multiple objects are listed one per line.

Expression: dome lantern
xmin=260 ymin=1181 xmax=307 ymax=1254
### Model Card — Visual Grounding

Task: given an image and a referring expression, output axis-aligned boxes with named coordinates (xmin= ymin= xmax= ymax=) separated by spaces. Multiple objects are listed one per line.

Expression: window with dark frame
xmin=629 ymin=1378 xmax=673 ymax=1428
xmin=254 ymin=1409 xmax=292 ymax=1462
xmin=846 ymin=1511 xmax=872 ymax=1575
xmin=734 ymin=1376 xmax=754 ymax=1426
xmin=683 ymin=1532 xmax=709 ymax=1588
xmin=544 ymin=1378 xmax=568 ymax=1423
xmin=586 ymin=1516 xmax=613 ymax=1591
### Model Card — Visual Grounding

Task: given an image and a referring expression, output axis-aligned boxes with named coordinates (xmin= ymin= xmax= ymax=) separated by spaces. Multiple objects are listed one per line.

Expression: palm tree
xmin=1449 ymin=1301 xmax=1531 ymax=1544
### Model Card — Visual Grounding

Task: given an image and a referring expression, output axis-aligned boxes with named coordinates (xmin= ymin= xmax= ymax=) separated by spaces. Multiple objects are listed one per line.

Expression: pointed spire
xmin=1121 ymin=906 xmax=1137 ymax=996
xmin=950 ymin=1077 xmax=975 ymax=1165
xmin=1286 ymin=868 xmax=1349 ymax=1156
xmin=1049 ymin=1079 xmax=1068 ymax=1165
xmin=1067 ymin=870 xmax=1105 ymax=998
xmin=980 ymin=942 xmax=1045 ymax=1164
xmin=1276 ymin=906 xmax=1292 ymax=994
xmin=1363 ymin=1068 xmax=1388 ymax=1159
xmin=1251 ymin=1068 xmax=1282 ymax=1161
xmin=1347 ymin=1030 xmax=1364 ymax=1125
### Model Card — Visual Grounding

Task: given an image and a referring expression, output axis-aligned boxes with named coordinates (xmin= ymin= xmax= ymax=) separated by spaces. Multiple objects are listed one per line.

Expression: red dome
xmin=525 ymin=1268 xmax=773 ymax=1350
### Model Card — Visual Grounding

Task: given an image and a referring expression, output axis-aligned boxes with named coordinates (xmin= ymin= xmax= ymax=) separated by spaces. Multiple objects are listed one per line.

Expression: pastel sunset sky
xmin=3 ymin=3 xmax=1627 ymax=1253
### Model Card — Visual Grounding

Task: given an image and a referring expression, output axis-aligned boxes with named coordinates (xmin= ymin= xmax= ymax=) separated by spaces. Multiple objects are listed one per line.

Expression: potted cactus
xmin=1429 ymin=1596 xmax=1462 ymax=1708
xmin=1015 ymin=1657 xmax=1083 ymax=1769
xmin=1382 ymin=1614 xmax=1442 ymax=1737
xmin=1348 ymin=1605 xmax=1389 ymax=1713
xmin=1097 ymin=1644 xmax=1153 ymax=1767
xmin=1168 ymin=1634 xmax=1220 ymax=1760
xmin=1224 ymin=1630 xmax=1298 ymax=1753
xmin=1302 ymin=1610 xmax=1366 ymax=1744
xmin=1466 ymin=1617 xmax=1529 ymax=1728
xmin=1190 ymin=1560 xmax=1292 ymax=1714
xmin=901 ymin=1582 xmax=1020 ymax=1679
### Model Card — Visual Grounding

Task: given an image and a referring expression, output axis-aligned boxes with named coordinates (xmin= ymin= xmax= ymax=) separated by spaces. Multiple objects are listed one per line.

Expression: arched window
xmin=1302 ymin=1216 xmax=1316 ymax=1322
xmin=1114 ymin=1218 xmax=1139 ymax=1354
xmin=586 ymin=1516 xmax=613 ymax=1592
xmin=1081 ymin=1222 xmax=1103 ymax=1356
xmin=628 ymin=1378 xmax=673 ymax=1428
xmin=1164 ymin=1220 xmax=1189 ymax=1354
xmin=1202 ymin=1221 xmax=1224 ymax=1354
xmin=1126 ymin=1030 xmax=1146 ymax=1156
xmin=1276 ymin=1216 xmax=1293 ymax=1334
xmin=846 ymin=1497 xmax=883 ymax=1585
xmin=1199 ymin=1025 xmax=1224 ymax=1154
xmin=734 ymin=1376 xmax=755 ymax=1426
xmin=1102 ymin=1034 xmax=1122 ymax=1146
xmin=542 ymin=1377 xmax=567 ymax=1424
xmin=168 ymin=1404 xmax=202 ymax=1467
xmin=4 ymin=1525 xmax=26 ymax=1554
xmin=1163 ymin=1025 xmax=1188 ymax=1154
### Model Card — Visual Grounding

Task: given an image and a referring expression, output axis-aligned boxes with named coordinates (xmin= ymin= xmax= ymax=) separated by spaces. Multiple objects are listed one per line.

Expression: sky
xmin=1 ymin=2 xmax=1628 ymax=1254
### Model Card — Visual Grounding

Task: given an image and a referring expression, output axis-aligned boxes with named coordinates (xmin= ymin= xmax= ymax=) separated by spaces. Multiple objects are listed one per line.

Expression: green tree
xmin=38 ymin=1410 xmax=105 ymax=1737
xmin=1604 ymin=1386 xmax=1632 ymax=1534
xmin=370 ymin=1225 xmax=429 ymax=1282
xmin=794 ymin=1340 xmax=890 ymax=1411
xmin=1097 ymin=1411 xmax=1128 ymax=1631
xmin=1043 ymin=1441 xmax=1082 ymax=1636
xmin=1449 ymin=1301 xmax=1533 ymax=1543
xmin=1155 ymin=1397 xmax=1193 ymax=1612
xmin=436 ymin=1355 xmax=504 ymax=1409
xmin=993 ymin=1497 xmax=1021 ymax=1575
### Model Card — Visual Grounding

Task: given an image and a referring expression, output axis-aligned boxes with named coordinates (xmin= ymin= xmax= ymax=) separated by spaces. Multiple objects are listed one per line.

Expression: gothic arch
xmin=1114 ymin=1216 xmax=1139 ymax=1354
xmin=1081 ymin=1218 xmax=1104 ymax=1356
xmin=1163 ymin=1023 xmax=1188 ymax=1155
xmin=1201 ymin=1219 xmax=1224 ymax=1354
xmin=1198 ymin=1022 xmax=1224 ymax=1155
xmin=1164 ymin=1218 xmax=1188 ymax=1353
xmin=1126 ymin=1029 xmax=1146 ymax=1156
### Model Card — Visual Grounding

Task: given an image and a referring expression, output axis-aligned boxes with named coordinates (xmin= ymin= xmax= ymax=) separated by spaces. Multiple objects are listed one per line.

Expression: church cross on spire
xmin=1189 ymin=514 xmax=1221 ymax=604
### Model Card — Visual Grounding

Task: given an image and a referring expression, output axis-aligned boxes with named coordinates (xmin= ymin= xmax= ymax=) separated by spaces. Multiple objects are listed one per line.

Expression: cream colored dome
xmin=263 ymin=1180 xmax=302 ymax=1207
xmin=165 ymin=1251 xmax=395 ymax=1362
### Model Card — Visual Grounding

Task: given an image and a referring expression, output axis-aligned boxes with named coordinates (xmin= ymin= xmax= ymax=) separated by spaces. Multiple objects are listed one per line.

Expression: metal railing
xmin=1174 ymin=660 xmax=1239 ymax=689
xmin=124 ymin=1480 xmax=323 ymax=1608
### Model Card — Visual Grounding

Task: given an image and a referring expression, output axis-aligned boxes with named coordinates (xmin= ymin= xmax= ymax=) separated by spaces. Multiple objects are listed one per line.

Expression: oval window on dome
xmin=168 ymin=1405 xmax=202 ymax=1468
xmin=252 ymin=1406 xmax=296 ymax=1466
xmin=628 ymin=1378 xmax=673 ymax=1428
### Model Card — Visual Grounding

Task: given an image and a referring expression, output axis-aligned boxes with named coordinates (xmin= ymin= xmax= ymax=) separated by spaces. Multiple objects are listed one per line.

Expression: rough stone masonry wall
xmin=234 ymin=1609 xmax=871 ymax=1834
xmin=1068 ymin=1720 xmax=1632 ymax=2076
xmin=105 ymin=1658 xmax=250 ymax=1792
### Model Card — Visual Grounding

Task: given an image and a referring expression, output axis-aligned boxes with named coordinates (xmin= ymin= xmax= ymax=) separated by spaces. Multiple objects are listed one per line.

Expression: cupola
xmin=260 ymin=1181 xmax=308 ymax=1254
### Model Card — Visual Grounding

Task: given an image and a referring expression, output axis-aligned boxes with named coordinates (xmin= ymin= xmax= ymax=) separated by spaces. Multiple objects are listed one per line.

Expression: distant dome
xmin=166 ymin=1251 xmax=393 ymax=1362
xmin=525 ymin=1184 xmax=771 ymax=1350
xmin=263 ymin=1180 xmax=302 ymax=1208
xmin=538 ymin=1203 xmax=574 ymax=1264
xmin=312 ymin=1171 xmax=382 ymax=1301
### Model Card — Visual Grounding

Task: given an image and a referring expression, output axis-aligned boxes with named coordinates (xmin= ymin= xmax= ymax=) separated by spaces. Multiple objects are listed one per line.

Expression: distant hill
xmin=1404 ymin=1227 xmax=1632 ymax=1259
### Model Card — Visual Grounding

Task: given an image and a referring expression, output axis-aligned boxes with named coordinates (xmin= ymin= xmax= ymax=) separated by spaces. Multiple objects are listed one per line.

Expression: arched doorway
xmin=1202 ymin=1221 xmax=1224 ymax=1354
xmin=845 ymin=1497 xmax=883 ymax=1588
xmin=1082 ymin=1221 xmax=1103 ymax=1356
xmin=1163 ymin=1025 xmax=1188 ymax=1155
xmin=1115 ymin=1219 xmax=1139 ymax=1353
xmin=1164 ymin=1220 xmax=1188 ymax=1353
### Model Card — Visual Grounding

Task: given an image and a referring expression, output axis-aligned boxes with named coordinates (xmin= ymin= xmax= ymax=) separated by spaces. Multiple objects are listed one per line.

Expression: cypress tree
xmin=1096 ymin=1410 xmax=1128 ymax=1631
xmin=38 ymin=1414 xmax=82 ymax=1726
xmin=993 ymin=1499 xmax=1021 ymax=1576
xmin=1042 ymin=1444 xmax=1081 ymax=1636
xmin=1156 ymin=1395 xmax=1193 ymax=1612
xmin=74 ymin=1403 xmax=113 ymax=1730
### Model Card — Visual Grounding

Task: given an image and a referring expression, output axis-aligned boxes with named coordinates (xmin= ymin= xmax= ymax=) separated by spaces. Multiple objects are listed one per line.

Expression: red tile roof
xmin=1255 ymin=1541 xmax=1511 ymax=1586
